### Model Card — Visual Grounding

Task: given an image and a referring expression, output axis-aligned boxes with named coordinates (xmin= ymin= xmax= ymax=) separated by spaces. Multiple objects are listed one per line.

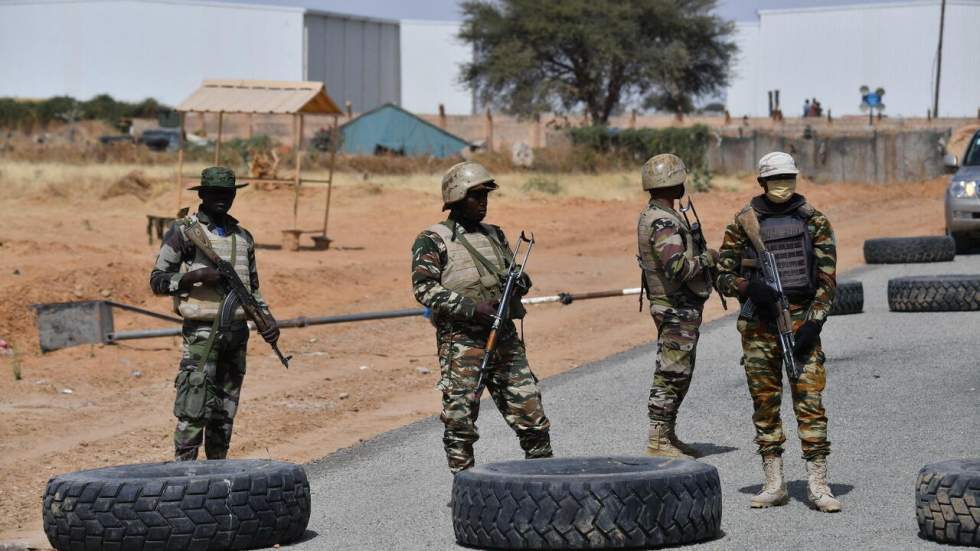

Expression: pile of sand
xmin=101 ymin=170 xmax=152 ymax=201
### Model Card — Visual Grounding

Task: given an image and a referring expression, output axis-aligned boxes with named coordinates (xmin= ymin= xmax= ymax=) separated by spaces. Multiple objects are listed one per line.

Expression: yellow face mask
xmin=765 ymin=180 xmax=797 ymax=203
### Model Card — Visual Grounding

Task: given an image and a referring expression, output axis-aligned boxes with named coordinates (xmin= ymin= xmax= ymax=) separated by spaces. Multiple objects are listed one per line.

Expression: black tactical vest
xmin=741 ymin=198 xmax=817 ymax=298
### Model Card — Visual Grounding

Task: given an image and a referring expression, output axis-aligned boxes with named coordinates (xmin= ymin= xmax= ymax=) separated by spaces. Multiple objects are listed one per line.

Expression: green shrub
xmin=522 ymin=175 xmax=561 ymax=194
xmin=568 ymin=125 xmax=713 ymax=189
xmin=0 ymin=94 xmax=171 ymax=129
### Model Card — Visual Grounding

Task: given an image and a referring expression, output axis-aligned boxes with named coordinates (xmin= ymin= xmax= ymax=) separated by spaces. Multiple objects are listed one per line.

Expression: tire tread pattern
xmin=452 ymin=465 xmax=722 ymax=549
xmin=863 ymin=236 xmax=955 ymax=264
xmin=830 ymin=281 xmax=863 ymax=316
xmin=42 ymin=461 xmax=310 ymax=551
xmin=915 ymin=460 xmax=980 ymax=547
xmin=887 ymin=276 xmax=980 ymax=312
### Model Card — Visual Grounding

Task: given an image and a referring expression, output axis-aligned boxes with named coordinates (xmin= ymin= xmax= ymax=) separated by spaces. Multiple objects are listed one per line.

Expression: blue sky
xmin=213 ymin=0 xmax=919 ymax=21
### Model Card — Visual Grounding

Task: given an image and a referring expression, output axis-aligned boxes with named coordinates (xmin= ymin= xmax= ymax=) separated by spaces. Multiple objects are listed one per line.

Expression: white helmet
xmin=757 ymin=151 xmax=799 ymax=179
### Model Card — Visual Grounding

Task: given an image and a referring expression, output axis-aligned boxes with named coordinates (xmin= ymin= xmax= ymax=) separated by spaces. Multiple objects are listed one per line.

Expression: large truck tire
xmin=887 ymin=275 xmax=980 ymax=312
xmin=830 ymin=281 xmax=864 ymax=316
xmin=863 ymin=236 xmax=955 ymax=264
xmin=452 ymin=456 xmax=721 ymax=549
xmin=42 ymin=460 xmax=311 ymax=551
xmin=916 ymin=459 xmax=980 ymax=547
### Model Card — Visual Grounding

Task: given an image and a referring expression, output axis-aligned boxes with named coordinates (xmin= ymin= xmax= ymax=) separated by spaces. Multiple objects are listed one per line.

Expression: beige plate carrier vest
xmin=426 ymin=222 xmax=508 ymax=304
xmin=175 ymin=216 xmax=252 ymax=321
xmin=637 ymin=205 xmax=710 ymax=299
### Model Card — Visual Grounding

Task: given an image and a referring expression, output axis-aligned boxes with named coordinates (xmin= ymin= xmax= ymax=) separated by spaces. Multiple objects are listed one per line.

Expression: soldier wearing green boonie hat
xmin=150 ymin=166 xmax=278 ymax=461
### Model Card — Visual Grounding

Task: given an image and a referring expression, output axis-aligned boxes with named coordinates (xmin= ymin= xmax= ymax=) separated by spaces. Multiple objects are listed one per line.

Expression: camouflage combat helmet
xmin=441 ymin=161 xmax=498 ymax=210
xmin=641 ymin=154 xmax=687 ymax=190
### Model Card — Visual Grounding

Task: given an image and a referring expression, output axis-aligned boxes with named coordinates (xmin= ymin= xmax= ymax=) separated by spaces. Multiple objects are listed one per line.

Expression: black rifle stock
xmin=680 ymin=198 xmax=727 ymax=310
xmin=184 ymin=222 xmax=293 ymax=368
xmin=472 ymin=231 xmax=534 ymax=398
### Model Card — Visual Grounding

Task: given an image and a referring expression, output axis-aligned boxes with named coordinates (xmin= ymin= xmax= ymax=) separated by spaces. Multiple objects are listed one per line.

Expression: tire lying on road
xmin=43 ymin=460 xmax=310 ymax=551
xmin=887 ymin=275 xmax=980 ymax=312
xmin=916 ymin=459 xmax=980 ymax=547
xmin=863 ymin=236 xmax=955 ymax=264
xmin=830 ymin=281 xmax=864 ymax=315
xmin=452 ymin=456 xmax=721 ymax=549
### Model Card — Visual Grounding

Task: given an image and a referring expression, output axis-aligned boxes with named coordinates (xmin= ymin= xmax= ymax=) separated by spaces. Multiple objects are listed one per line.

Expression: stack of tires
xmin=863 ymin=235 xmax=980 ymax=313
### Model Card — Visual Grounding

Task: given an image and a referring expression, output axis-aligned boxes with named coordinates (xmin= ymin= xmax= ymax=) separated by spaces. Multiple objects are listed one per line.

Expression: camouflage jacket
xmin=716 ymin=195 xmax=837 ymax=325
xmin=640 ymin=201 xmax=713 ymax=294
xmin=149 ymin=210 xmax=266 ymax=307
xmin=411 ymin=218 xmax=526 ymax=336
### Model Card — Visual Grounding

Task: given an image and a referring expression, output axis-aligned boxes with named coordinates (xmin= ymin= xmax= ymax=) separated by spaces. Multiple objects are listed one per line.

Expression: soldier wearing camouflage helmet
xmin=637 ymin=153 xmax=719 ymax=459
xmin=411 ymin=161 xmax=553 ymax=474
xmin=715 ymin=152 xmax=841 ymax=512
xmin=149 ymin=166 xmax=279 ymax=461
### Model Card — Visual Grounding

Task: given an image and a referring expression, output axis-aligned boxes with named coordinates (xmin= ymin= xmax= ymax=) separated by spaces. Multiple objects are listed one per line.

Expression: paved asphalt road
xmin=295 ymin=256 xmax=980 ymax=550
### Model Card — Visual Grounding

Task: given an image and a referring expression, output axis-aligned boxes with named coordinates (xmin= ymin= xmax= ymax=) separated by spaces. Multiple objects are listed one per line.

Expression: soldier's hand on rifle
xmin=179 ymin=267 xmax=222 ymax=290
xmin=746 ymin=278 xmax=779 ymax=306
xmin=792 ymin=321 xmax=821 ymax=361
xmin=474 ymin=300 xmax=499 ymax=326
xmin=259 ymin=320 xmax=280 ymax=344
xmin=515 ymin=272 xmax=532 ymax=295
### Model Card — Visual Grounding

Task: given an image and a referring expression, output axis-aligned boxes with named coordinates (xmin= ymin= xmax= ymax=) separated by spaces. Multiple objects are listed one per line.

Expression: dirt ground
xmin=0 ymin=165 xmax=948 ymax=544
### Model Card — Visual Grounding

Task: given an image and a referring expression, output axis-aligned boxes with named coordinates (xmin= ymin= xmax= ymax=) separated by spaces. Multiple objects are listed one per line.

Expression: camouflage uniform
xmin=150 ymin=210 xmax=265 ymax=461
xmin=716 ymin=194 xmax=836 ymax=460
xmin=412 ymin=219 xmax=552 ymax=473
xmin=638 ymin=202 xmax=714 ymax=423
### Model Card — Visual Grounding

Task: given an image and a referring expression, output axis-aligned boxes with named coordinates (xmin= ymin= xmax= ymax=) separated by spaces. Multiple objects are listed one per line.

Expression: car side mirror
xmin=943 ymin=153 xmax=959 ymax=173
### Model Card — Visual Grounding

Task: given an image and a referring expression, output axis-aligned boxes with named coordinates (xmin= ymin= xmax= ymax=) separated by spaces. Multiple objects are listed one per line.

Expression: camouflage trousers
xmin=738 ymin=316 xmax=831 ymax=460
xmin=173 ymin=320 xmax=249 ymax=461
xmin=647 ymin=294 xmax=705 ymax=422
xmin=435 ymin=325 xmax=552 ymax=473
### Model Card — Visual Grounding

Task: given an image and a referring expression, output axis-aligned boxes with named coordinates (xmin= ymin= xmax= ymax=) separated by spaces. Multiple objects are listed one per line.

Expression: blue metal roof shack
xmin=340 ymin=103 xmax=471 ymax=158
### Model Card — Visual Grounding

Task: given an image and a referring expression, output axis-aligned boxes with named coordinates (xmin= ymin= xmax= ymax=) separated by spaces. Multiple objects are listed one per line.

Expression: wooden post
xmin=629 ymin=109 xmax=637 ymax=129
xmin=485 ymin=108 xmax=494 ymax=152
xmin=322 ymin=115 xmax=338 ymax=237
xmin=292 ymin=113 xmax=304 ymax=228
xmin=247 ymin=113 xmax=254 ymax=140
xmin=199 ymin=112 xmax=206 ymax=136
xmin=176 ymin=111 xmax=186 ymax=210
xmin=438 ymin=103 xmax=446 ymax=129
xmin=345 ymin=100 xmax=353 ymax=120
xmin=532 ymin=113 xmax=542 ymax=148
xmin=214 ymin=111 xmax=224 ymax=165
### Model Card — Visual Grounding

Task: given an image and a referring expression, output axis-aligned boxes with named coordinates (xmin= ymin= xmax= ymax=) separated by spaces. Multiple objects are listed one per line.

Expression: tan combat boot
xmin=806 ymin=457 xmax=842 ymax=512
xmin=750 ymin=454 xmax=789 ymax=508
xmin=645 ymin=421 xmax=688 ymax=458
xmin=667 ymin=423 xmax=702 ymax=459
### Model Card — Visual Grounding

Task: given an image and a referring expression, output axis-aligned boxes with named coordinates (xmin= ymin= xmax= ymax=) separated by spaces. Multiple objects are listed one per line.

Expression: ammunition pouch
xmin=173 ymin=369 xmax=214 ymax=421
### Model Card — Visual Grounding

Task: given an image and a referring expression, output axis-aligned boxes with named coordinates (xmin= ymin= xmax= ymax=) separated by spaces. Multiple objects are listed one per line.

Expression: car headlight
xmin=950 ymin=180 xmax=977 ymax=198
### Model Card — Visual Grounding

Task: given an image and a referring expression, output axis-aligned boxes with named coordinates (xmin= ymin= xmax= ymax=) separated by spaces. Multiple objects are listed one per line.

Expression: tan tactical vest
xmin=637 ymin=204 xmax=710 ymax=298
xmin=175 ymin=216 xmax=252 ymax=321
xmin=426 ymin=222 xmax=508 ymax=302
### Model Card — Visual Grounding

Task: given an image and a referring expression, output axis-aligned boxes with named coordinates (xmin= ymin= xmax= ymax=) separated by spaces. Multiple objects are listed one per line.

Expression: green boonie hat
xmin=187 ymin=166 xmax=248 ymax=190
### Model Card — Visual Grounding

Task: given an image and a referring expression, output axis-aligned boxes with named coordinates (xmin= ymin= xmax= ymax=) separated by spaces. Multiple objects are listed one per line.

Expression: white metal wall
xmin=304 ymin=11 xmax=400 ymax=113
xmin=725 ymin=0 xmax=980 ymax=117
xmin=400 ymin=20 xmax=473 ymax=115
xmin=0 ymin=0 xmax=305 ymax=105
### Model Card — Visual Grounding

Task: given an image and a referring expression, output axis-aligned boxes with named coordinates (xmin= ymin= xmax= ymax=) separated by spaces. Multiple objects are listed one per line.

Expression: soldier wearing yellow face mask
xmin=714 ymin=152 xmax=842 ymax=513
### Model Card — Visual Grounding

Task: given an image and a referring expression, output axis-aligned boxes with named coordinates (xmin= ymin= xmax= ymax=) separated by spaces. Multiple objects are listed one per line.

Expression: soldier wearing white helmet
xmin=636 ymin=153 xmax=719 ymax=459
xmin=411 ymin=161 xmax=553 ymax=475
xmin=715 ymin=152 xmax=842 ymax=513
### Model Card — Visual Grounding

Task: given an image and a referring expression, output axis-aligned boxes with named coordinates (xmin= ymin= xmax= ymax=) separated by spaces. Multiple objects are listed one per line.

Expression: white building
xmin=0 ymin=0 xmax=401 ymax=112
xmin=726 ymin=0 xmax=980 ymax=118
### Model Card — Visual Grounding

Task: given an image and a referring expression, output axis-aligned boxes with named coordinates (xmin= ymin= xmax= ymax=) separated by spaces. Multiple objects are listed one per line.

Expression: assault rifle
xmin=737 ymin=211 xmax=801 ymax=380
xmin=680 ymin=198 xmax=727 ymax=310
xmin=183 ymin=222 xmax=293 ymax=369
xmin=473 ymin=231 xmax=534 ymax=398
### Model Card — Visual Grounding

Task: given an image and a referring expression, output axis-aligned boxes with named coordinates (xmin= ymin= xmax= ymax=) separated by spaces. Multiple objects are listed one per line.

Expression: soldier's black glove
xmin=260 ymin=320 xmax=280 ymax=344
xmin=793 ymin=321 xmax=821 ymax=361
xmin=515 ymin=272 xmax=532 ymax=296
xmin=747 ymin=279 xmax=779 ymax=306
xmin=474 ymin=300 xmax=499 ymax=326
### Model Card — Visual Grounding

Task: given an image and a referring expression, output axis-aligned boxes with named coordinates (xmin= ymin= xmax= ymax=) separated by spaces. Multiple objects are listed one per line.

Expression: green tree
xmin=459 ymin=0 xmax=736 ymax=124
